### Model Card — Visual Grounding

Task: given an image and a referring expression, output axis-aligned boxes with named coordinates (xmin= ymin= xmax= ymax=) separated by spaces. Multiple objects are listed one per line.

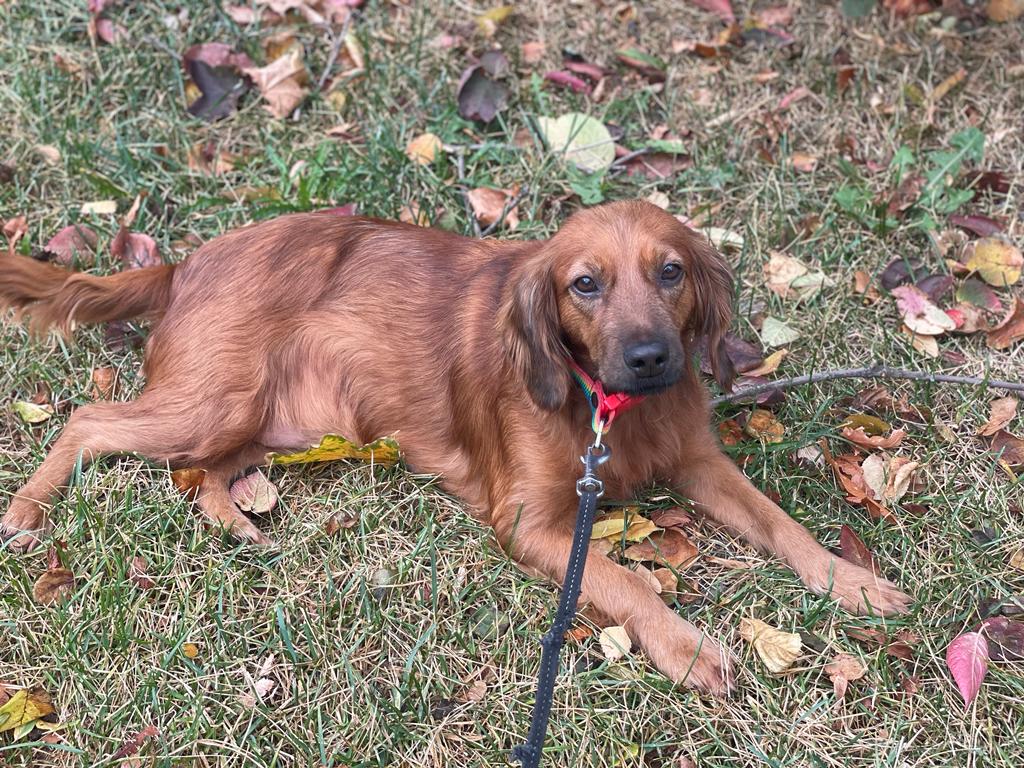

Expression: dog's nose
xmin=623 ymin=341 xmax=669 ymax=378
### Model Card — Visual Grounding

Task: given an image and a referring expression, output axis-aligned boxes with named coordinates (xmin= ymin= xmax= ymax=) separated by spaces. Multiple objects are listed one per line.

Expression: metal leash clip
xmin=576 ymin=443 xmax=611 ymax=497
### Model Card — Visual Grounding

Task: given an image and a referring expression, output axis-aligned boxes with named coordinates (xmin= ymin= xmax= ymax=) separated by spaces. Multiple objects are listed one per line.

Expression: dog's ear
xmin=499 ymin=248 xmax=570 ymax=411
xmin=677 ymin=228 xmax=735 ymax=391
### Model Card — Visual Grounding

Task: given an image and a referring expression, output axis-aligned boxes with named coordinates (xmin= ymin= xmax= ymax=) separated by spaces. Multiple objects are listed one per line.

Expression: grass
xmin=1 ymin=0 xmax=1023 ymax=766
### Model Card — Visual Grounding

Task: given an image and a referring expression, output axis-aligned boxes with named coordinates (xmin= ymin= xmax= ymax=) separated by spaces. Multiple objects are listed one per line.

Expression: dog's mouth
xmin=603 ymin=370 xmax=682 ymax=397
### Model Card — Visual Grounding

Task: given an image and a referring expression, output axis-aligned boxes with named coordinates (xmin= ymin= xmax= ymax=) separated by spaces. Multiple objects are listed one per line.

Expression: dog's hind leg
xmin=1 ymin=393 xmax=258 ymax=551
xmin=192 ymin=445 xmax=277 ymax=547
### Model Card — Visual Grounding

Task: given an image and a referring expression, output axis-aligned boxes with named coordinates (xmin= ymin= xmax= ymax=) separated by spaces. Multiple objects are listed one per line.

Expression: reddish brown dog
xmin=0 ymin=200 xmax=909 ymax=693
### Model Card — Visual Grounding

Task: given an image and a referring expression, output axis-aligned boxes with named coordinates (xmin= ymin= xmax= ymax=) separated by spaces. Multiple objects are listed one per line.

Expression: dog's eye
xmin=661 ymin=263 xmax=683 ymax=283
xmin=572 ymin=276 xmax=599 ymax=295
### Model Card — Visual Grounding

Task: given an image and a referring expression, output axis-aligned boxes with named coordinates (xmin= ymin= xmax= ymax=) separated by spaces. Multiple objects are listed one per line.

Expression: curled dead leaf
xmin=745 ymin=409 xmax=784 ymax=443
xmin=841 ymin=426 xmax=906 ymax=451
xmin=978 ymin=397 xmax=1018 ymax=437
xmin=739 ymin=617 xmax=802 ymax=673
xmin=171 ymin=467 xmax=206 ymax=500
xmin=824 ymin=652 xmax=866 ymax=699
xmin=623 ymin=528 xmax=697 ymax=568
xmin=32 ymin=568 xmax=76 ymax=605
xmin=598 ymin=625 xmax=631 ymax=661
xmin=229 ymin=470 xmax=278 ymax=515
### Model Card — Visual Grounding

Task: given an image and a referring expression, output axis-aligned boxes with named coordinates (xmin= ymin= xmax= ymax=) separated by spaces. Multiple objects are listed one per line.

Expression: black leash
xmin=512 ymin=442 xmax=611 ymax=768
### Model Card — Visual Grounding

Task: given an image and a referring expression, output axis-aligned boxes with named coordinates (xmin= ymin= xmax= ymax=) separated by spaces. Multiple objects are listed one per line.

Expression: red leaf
xmin=44 ymin=224 xmax=98 ymax=266
xmin=946 ymin=632 xmax=988 ymax=707
xmin=949 ymin=213 xmax=1005 ymax=237
xmin=111 ymin=230 xmax=161 ymax=270
xmin=111 ymin=725 xmax=159 ymax=759
xmin=544 ymin=70 xmax=591 ymax=94
xmin=564 ymin=61 xmax=606 ymax=81
xmin=839 ymin=524 xmax=879 ymax=574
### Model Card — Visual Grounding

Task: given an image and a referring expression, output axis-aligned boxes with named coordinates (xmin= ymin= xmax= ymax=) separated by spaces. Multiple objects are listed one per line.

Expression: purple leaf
xmin=949 ymin=214 xmax=1005 ymax=237
xmin=981 ymin=617 xmax=1024 ymax=661
xmin=44 ymin=224 xmax=98 ymax=266
xmin=456 ymin=66 xmax=508 ymax=123
xmin=946 ymin=632 xmax=989 ymax=707
xmin=915 ymin=274 xmax=953 ymax=303
xmin=544 ymin=70 xmax=591 ymax=94
xmin=880 ymin=257 xmax=924 ymax=291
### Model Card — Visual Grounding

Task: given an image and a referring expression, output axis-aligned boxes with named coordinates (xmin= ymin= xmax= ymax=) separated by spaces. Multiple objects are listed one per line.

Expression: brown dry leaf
xmin=2 ymin=216 xmax=28 ymax=257
xmin=744 ymin=349 xmax=787 ymax=377
xmin=902 ymin=324 xmax=939 ymax=357
xmin=861 ymin=453 xmax=920 ymax=503
xmin=171 ymin=467 xmax=206 ymax=500
xmin=739 ymin=617 xmax=802 ymax=673
xmin=229 ymin=471 xmax=278 ymax=514
xmin=90 ymin=367 xmax=117 ymax=400
xmin=990 ymin=430 xmax=1024 ymax=468
xmin=399 ymin=202 xmax=431 ymax=227
xmin=242 ymin=46 xmax=309 ymax=118
xmin=649 ymin=507 xmax=692 ymax=529
xmin=466 ymin=187 xmax=519 ymax=230
xmin=745 ymin=409 xmax=784 ymax=443
xmin=623 ymin=528 xmax=698 ymax=568
xmin=590 ymin=511 xmax=628 ymax=540
xmin=129 ymin=556 xmax=155 ymax=590
xmin=764 ymin=250 xmax=808 ymax=298
xmin=34 ymin=144 xmax=61 ymax=164
xmin=111 ymin=725 xmax=159 ymax=760
xmin=825 ymin=653 xmax=867 ymax=700
xmin=651 ymin=567 xmax=678 ymax=595
xmin=978 ymin=397 xmax=1018 ymax=437
xmin=789 ymin=152 xmax=817 ymax=173
xmin=1010 ymin=548 xmax=1024 ymax=571
xmin=32 ymin=567 xmax=75 ymax=605
xmin=821 ymin=440 xmax=895 ymax=521
xmin=598 ymin=625 xmax=631 ymax=661
xmin=987 ymin=298 xmax=1024 ymax=350
xmin=987 ymin=0 xmax=1024 ymax=21
xmin=187 ymin=141 xmax=238 ymax=175
xmin=841 ymin=426 xmax=906 ymax=451
xmin=405 ymin=132 xmax=442 ymax=165
xmin=521 ymin=41 xmax=546 ymax=64
xmin=624 ymin=516 xmax=660 ymax=543
xmin=852 ymin=270 xmax=880 ymax=304
xmin=839 ymin=524 xmax=879 ymax=574
xmin=718 ymin=418 xmax=744 ymax=446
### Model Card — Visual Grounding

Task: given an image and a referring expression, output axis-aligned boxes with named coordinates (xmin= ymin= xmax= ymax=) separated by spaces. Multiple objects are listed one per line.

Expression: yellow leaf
xmin=745 ymin=409 xmax=784 ymax=443
xmin=624 ymin=517 xmax=660 ymax=543
xmin=0 ymin=689 xmax=55 ymax=733
xmin=267 ymin=435 xmax=400 ymax=466
xmin=476 ymin=5 xmax=513 ymax=35
xmin=12 ymin=401 xmax=53 ymax=424
xmin=183 ymin=643 xmax=200 ymax=659
xmin=590 ymin=512 xmax=628 ymax=540
xmin=739 ymin=618 xmax=802 ymax=673
xmin=965 ymin=237 xmax=1023 ymax=287
xmin=405 ymin=132 xmax=442 ymax=165
xmin=744 ymin=349 xmax=787 ymax=378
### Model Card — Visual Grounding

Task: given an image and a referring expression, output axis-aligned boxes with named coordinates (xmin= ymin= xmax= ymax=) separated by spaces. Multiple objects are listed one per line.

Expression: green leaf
xmin=536 ymin=112 xmax=615 ymax=174
xmin=12 ymin=401 xmax=53 ymax=424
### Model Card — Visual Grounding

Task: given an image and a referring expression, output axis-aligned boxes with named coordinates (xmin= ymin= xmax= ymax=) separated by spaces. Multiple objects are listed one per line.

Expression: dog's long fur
xmin=0 ymin=201 xmax=909 ymax=692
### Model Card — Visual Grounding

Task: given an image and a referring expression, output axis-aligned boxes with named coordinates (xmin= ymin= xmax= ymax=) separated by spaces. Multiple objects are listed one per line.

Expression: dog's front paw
xmin=820 ymin=558 xmax=912 ymax=616
xmin=0 ymin=498 xmax=52 ymax=552
xmin=642 ymin=614 xmax=734 ymax=696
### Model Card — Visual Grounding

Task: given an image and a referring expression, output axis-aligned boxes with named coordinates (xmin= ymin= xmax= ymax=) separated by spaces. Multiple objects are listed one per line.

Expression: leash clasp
xmin=576 ymin=444 xmax=611 ymax=497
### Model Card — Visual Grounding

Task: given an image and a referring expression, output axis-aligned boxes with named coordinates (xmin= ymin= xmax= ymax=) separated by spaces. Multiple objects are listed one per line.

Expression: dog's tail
xmin=0 ymin=251 xmax=176 ymax=334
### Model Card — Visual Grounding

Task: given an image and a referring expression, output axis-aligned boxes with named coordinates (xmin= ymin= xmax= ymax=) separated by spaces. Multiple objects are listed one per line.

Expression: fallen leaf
xmin=80 ymin=200 xmax=117 ymax=215
xmin=1011 ymin=549 xmax=1024 ymax=571
xmin=457 ymin=65 xmax=509 ymax=123
xmin=986 ymin=0 xmax=1024 ymax=21
xmin=536 ymin=112 xmax=614 ymax=173
xmin=242 ymin=46 xmax=309 ymax=119
xmin=821 ymin=441 xmax=894 ymax=521
xmin=690 ymin=0 xmax=735 ymax=22
xmin=697 ymin=227 xmax=744 ymax=250
xmin=989 ymin=430 xmax=1024 ymax=468
xmin=902 ymin=325 xmax=939 ymax=357
xmin=475 ymin=4 xmax=513 ymax=36
xmin=956 ymin=278 xmax=1002 ymax=313
xmin=90 ymin=367 xmax=116 ymax=400
xmin=466 ymin=187 xmax=519 ymax=230
xmin=841 ymin=426 xmax=906 ymax=451
xmin=978 ymin=397 xmax=1018 ymax=437
xmin=789 ymin=152 xmax=817 ymax=173
xmin=521 ymin=41 xmax=545 ymax=64
xmin=185 ymin=58 xmax=249 ymax=122
xmin=590 ymin=511 xmax=628 ymax=540
xmin=12 ymin=401 xmax=53 ymax=424
xmin=170 ymin=467 xmax=206 ymax=500
xmin=230 ymin=470 xmax=278 ymax=514
xmin=651 ymin=567 xmax=678 ymax=595
xmin=718 ymin=418 xmax=744 ymax=446
xmin=544 ymin=70 xmax=591 ymax=94
xmin=740 ymin=618 xmax=802 ymax=673
xmin=239 ymin=677 xmax=277 ymax=708
xmin=267 ymin=434 xmax=400 ymax=465
xmin=744 ymin=349 xmax=787 ymax=377
xmin=946 ymin=632 xmax=988 ymax=707
xmin=649 ymin=508 xmax=692 ymax=528
xmin=825 ymin=652 xmax=867 ymax=699
xmin=892 ymin=285 xmax=956 ymax=336
xmin=187 ymin=141 xmax=238 ymax=175
xmin=598 ymin=625 xmax=631 ymax=661
xmin=0 ymin=689 xmax=56 ymax=733
xmin=615 ymin=47 xmax=666 ymax=82
xmin=760 ymin=316 xmax=800 ymax=347
xmin=623 ymin=528 xmax=698 ymax=568
xmin=32 ymin=568 xmax=76 ymax=605
xmin=129 ymin=556 xmax=155 ymax=590
xmin=981 ymin=617 xmax=1024 ymax=661
xmin=111 ymin=228 xmax=160 ymax=270
xmin=111 ymin=724 xmax=159 ymax=759
xmin=405 ymin=132 xmax=442 ymax=165
xmin=880 ymin=257 xmax=925 ymax=291
xmin=745 ymin=409 xmax=784 ymax=443
xmin=987 ymin=297 xmax=1024 ymax=350
xmin=915 ymin=274 xmax=954 ymax=304
xmin=839 ymin=524 xmax=879 ymax=574
xmin=634 ymin=566 xmax=663 ymax=594
xmin=34 ymin=144 xmax=61 ymax=164
xmin=861 ymin=453 xmax=920 ymax=503
xmin=43 ymin=224 xmax=97 ymax=266
xmin=182 ymin=642 xmax=200 ymax=659
xmin=965 ymin=237 xmax=1023 ymax=287
xmin=225 ymin=4 xmax=257 ymax=23
xmin=950 ymin=213 xmax=1005 ymax=238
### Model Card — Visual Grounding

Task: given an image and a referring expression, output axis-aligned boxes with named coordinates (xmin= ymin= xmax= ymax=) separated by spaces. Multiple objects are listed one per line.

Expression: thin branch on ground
xmin=316 ymin=13 xmax=354 ymax=92
xmin=710 ymin=365 xmax=1024 ymax=407
xmin=479 ymin=185 xmax=530 ymax=238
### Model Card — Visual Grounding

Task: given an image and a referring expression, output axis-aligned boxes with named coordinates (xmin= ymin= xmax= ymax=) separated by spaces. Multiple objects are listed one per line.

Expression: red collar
xmin=567 ymin=359 xmax=645 ymax=434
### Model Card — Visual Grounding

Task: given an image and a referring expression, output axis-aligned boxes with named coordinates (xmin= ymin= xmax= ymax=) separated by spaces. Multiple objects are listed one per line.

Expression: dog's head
xmin=500 ymin=200 xmax=734 ymax=411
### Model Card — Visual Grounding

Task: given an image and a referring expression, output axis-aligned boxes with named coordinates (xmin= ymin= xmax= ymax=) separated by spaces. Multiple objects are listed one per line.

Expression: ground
xmin=1 ymin=1 xmax=1023 ymax=766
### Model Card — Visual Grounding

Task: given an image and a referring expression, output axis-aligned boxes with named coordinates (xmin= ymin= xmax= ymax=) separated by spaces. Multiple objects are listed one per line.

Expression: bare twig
xmin=609 ymin=146 xmax=651 ymax=171
xmin=316 ymin=13 xmax=353 ymax=92
xmin=452 ymin=147 xmax=482 ymax=237
xmin=479 ymin=185 xmax=530 ymax=238
xmin=710 ymin=365 xmax=1024 ymax=407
